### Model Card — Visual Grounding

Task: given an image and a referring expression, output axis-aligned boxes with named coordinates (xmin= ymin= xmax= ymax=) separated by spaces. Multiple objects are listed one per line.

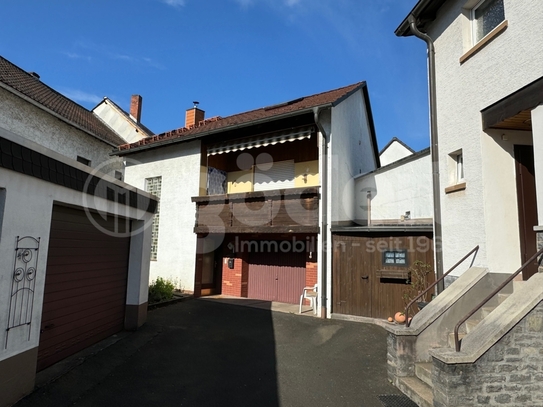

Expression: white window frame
xmin=470 ymin=0 xmax=505 ymax=44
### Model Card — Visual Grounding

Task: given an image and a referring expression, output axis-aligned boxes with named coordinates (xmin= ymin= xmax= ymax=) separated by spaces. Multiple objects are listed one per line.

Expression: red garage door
xmin=247 ymin=249 xmax=306 ymax=304
xmin=37 ymin=205 xmax=130 ymax=371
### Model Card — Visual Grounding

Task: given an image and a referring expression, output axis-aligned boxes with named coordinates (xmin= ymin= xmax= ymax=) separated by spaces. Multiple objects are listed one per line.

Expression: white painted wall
xmin=355 ymin=152 xmax=432 ymax=222
xmin=0 ymin=88 xmax=123 ymax=177
xmin=329 ymin=88 xmax=378 ymax=224
xmin=123 ymin=141 xmax=202 ymax=292
xmin=0 ymin=126 xmax=154 ymax=363
xmin=93 ymin=99 xmax=149 ymax=144
xmin=425 ymin=0 xmax=543 ymax=275
xmin=380 ymin=140 xmax=414 ymax=166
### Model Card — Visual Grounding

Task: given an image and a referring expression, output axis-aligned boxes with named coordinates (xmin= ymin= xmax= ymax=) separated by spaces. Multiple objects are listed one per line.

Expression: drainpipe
xmin=314 ymin=106 xmax=328 ymax=317
xmin=408 ymin=15 xmax=444 ymax=293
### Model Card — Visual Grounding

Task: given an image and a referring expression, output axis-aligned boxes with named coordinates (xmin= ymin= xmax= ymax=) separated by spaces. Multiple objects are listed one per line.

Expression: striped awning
xmin=207 ymin=126 xmax=314 ymax=156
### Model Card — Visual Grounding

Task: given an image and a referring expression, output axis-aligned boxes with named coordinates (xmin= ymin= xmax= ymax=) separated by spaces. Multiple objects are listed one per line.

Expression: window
xmin=114 ymin=171 xmax=123 ymax=181
xmin=77 ymin=156 xmax=91 ymax=166
xmin=455 ymin=152 xmax=464 ymax=182
xmin=145 ymin=176 xmax=162 ymax=261
xmin=472 ymin=0 xmax=505 ymax=44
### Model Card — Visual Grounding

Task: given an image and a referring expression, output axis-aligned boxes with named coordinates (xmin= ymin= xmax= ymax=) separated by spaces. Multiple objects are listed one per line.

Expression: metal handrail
xmin=454 ymin=246 xmax=543 ymax=352
xmin=405 ymin=245 xmax=479 ymax=327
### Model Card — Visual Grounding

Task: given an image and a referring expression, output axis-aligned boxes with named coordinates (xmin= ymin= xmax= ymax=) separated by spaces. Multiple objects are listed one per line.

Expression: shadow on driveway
xmin=15 ymin=299 xmax=400 ymax=407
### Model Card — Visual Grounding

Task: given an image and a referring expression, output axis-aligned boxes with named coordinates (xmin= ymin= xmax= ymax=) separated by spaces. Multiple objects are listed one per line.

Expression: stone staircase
xmin=385 ymin=267 xmax=543 ymax=407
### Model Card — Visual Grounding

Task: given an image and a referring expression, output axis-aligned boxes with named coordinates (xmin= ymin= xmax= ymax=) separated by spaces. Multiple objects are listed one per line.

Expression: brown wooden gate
xmin=37 ymin=205 xmax=130 ymax=371
xmin=247 ymin=249 xmax=306 ymax=304
xmin=333 ymin=234 xmax=434 ymax=319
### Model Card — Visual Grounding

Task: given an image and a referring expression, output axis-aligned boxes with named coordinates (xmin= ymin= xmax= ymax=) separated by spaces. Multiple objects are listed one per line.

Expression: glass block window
xmin=472 ymin=0 xmax=505 ymax=43
xmin=145 ymin=176 xmax=162 ymax=261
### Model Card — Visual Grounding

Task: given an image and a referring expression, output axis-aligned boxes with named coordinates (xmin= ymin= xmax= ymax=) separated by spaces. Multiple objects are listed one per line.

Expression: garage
xmin=247 ymin=249 xmax=306 ymax=304
xmin=37 ymin=205 xmax=131 ymax=371
xmin=332 ymin=232 xmax=434 ymax=320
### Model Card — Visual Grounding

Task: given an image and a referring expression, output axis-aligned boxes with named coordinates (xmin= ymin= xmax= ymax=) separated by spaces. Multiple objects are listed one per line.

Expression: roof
xmin=379 ymin=137 xmax=415 ymax=156
xmin=395 ymin=0 xmax=448 ymax=37
xmin=0 ymin=55 xmax=126 ymax=147
xmin=116 ymin=82 xmax=372 ymax=155
xmin=93 ymin=97 xmax=154 ymax=137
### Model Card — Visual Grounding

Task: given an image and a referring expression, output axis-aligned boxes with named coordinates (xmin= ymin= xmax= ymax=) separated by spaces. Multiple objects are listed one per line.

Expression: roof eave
xmin=113 ymin=103 xmax=333 ymax=156
xmin=395 ymin=0 xmax=448 ymax=37
xmin=0 ymin=81 xmax=120 ymax=148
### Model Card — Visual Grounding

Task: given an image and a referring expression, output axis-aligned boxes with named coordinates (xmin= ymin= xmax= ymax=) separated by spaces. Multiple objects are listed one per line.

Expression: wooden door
xmin=332 ymin=235 xmax=372 ymax=317
xmin=515 ymin=145 xmax=538 ymax=280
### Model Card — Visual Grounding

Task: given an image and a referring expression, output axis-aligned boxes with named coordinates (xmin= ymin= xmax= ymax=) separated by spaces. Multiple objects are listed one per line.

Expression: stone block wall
xmin=433 ymin=301 xmax=543 ymax=406
xmin=387 ymin=332 xmax=417 ymax=385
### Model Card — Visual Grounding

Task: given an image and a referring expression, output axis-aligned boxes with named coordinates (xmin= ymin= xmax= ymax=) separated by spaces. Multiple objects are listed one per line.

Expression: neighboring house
xmin=385 ymin=2 xmax=543 ymax=406
xmin=332 ymin=145 xmax=434 ymax=320
xmin=115 ymin=82 xmax=380 ymax=317
xmin=379 ymin=137 xmax=415 ymax=166
xmin=92 ymin=95 xmax=154 ymax=145
xmin=0 ymin=55 xmax=155 ymax=406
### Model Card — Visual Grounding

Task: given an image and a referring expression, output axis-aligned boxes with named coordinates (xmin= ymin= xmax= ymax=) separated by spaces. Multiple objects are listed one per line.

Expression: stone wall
xmin=432 ymin=301 xmax=543 ymax=406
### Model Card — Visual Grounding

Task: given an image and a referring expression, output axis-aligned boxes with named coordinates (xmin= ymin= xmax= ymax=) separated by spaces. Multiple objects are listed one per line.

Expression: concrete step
xmin=466 ymin=318 xmax=480 ymax=333
xmin=415 ymin=362 xmax=433 ymax=387
xmin=398 ymin=376 xmax=433 ymax=407
xmin=480 ymin=306 xmax=496 ymax=318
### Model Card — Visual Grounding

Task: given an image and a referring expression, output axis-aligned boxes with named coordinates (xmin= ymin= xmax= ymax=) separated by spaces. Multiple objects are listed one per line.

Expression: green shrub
xmin=148 ymin=277 xmax=176 ymax=304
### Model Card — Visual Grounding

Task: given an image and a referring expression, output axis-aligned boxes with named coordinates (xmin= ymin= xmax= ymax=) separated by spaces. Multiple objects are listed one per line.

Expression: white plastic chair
xmin=299 ymin=284 xmax=318 ymax=314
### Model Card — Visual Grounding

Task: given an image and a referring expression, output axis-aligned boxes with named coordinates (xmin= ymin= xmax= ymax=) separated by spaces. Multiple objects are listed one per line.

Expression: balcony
xmin=192 ymin=187 xmax=320 ymax=234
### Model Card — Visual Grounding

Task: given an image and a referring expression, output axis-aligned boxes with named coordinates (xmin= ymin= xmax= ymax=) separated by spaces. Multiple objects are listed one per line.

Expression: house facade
xmin=117 ymin=82 xmax=380 ymax=317
xmin=0 ymin=56 xmax=155 ymax=406
xmin=385 ymin=2 xmax=543 ymax=406
xmin=397 ymin=0 xmax=543 ymax=282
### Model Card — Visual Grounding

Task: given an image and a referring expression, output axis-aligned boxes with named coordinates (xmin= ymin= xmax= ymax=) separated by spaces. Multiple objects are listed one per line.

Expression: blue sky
xmin=0 ymin=0 xmax=428 ymax=151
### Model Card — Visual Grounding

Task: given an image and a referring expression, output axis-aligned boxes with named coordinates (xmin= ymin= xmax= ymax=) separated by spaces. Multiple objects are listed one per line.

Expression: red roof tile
xmin=117 ymin=82 xmax=365 ymax=153
xmin=0 ymin=55 xmax=125 ymax=146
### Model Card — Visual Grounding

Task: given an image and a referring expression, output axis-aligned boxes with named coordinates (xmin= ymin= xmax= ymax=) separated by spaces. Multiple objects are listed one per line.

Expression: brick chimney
xmin=130 ymin=95 xmax=142 ymax=123
xmin=185 ymin=102 xmax=205 ymax=128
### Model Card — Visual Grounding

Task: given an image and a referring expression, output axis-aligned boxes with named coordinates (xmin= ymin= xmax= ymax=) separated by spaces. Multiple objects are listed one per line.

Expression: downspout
xmin=314 ymin=106 xmax=328 ymax=317
xmin=408 ymin=15 xmax=444 ymax=293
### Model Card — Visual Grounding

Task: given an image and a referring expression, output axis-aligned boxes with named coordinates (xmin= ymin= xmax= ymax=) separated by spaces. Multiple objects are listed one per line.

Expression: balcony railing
xmin=192 ymin=187 xmax=320 ymax=234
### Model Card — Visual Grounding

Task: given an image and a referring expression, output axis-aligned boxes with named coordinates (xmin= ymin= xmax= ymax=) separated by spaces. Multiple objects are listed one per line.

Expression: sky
xmin=0 ymin=0 xmax=429 ymax=152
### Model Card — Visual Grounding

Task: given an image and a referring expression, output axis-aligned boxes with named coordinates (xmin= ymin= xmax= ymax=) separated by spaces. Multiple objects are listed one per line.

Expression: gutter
xmin=407 ymin=14 xmax=445 ymax=293
xmin=313 ymin=106 xmax=329 ymax=318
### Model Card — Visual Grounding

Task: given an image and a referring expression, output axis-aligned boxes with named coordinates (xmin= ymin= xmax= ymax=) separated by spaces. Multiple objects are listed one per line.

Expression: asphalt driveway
xmin=15 ymin=299 xmax=402 ymax=407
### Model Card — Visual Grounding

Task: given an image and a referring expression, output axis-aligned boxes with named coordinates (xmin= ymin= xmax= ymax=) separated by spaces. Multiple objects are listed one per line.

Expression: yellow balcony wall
xmin=227 ymin=170 xmax=253 ymax=193
xmin=294 ymin=160 xmax=319 ymax=188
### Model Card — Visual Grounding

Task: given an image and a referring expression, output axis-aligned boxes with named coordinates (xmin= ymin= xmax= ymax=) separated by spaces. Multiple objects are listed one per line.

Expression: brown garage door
xmin=37 ymin=205 xmax=130 ymax=371
xmin=247 ymin=249 xmax=306 ymax=304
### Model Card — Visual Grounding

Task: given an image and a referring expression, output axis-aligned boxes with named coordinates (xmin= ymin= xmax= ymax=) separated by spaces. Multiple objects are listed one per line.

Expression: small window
xmin=145 ymin=176 xmax=162 ymax=261
xmin=472 ymin=0 xmax=505 ymax=44
xmin=77 ymin=156 xmax=91 ymax=166
xmin=114 ymin=171 xmax=123 ymax=181
xmin=455 ymin=153 xmax=464 ymax=182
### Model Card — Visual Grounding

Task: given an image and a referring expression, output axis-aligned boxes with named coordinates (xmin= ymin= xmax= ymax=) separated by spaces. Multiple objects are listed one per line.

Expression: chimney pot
xmin=130 ymin=95 xmax=142 ymax=123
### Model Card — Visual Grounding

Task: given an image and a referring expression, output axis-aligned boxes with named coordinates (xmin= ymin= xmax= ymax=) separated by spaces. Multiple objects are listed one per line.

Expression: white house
xmin=385 ymin=2 xmax=543 ymax=406
xmin=92 ymin=95 xmax=153 ymax=145
xmin=0 ymin=55 xmax=155 ymax=406
xmin=116 ymin=82 xmax=381 ymax=318
xmin=379 ymin=137 xmax=416 ymax=167
xmin=397 ymin=0 xmax=543 ymax=283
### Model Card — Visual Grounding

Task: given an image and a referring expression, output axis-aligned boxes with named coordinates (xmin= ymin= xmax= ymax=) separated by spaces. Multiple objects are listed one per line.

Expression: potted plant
xmin=402 ymin=260 xmax=434 ymax=316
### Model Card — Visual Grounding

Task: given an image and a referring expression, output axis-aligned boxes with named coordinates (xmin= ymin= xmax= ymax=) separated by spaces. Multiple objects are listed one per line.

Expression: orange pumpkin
xmin=394 ymin=312 xmax=406 ymax=324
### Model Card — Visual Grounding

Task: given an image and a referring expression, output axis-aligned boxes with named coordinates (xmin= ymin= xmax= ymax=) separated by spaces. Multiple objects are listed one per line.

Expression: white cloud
xmin=59 ymin=88 xmax=102 ymax=105
xmin=63 ymin=52 xmax=92 ymax=61
xmin=161 ymin=0 xmax=185 ymax=8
